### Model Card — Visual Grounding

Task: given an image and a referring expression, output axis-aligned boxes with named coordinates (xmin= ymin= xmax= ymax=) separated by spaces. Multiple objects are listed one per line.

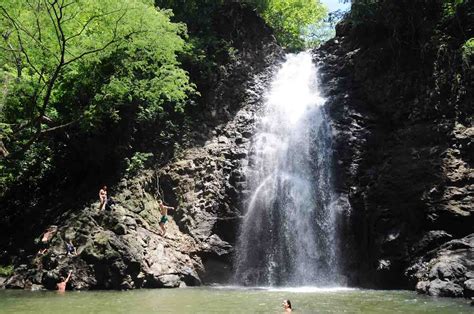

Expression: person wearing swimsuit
xmin=99 ymin=186 xmax=107 ymax=210
xmin=57 ymin=270 xmax=72 ymax=292
xmin=158 ymin=200 xmax=174 ymax=236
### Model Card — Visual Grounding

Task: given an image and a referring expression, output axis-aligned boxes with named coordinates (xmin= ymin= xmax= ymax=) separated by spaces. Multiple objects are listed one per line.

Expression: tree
xmin=255 ymin=0 xmax=327 ymax=50
xmin=0 ymin=0 xmax=194 ymax=189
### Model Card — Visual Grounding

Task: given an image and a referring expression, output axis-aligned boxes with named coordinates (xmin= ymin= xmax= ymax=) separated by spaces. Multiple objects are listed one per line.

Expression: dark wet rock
xmin=113 ymin=224 xmax=127 ymax=235
xmin=407 ymin=234 xmax=474 ymax=298
xmin=30 ymin=283 xmax=44 ymax=291
xmin=464 ymin=279 xmax=474 ymax=298
xmin=427 ymin=279 xmax=464 ymax=297
xmin=159 ymin=274 xmax=183 ymax=288
xmin=315 ymin=0 xmax=473 ymax=297
xmin=415 ymin=280 xmax=429 ymax=294
xmin=4 ymin=274 xmax=26 ymax=289
xmin=429 ymin=262 xmax=467 ymax=281
xmin=335 ymin=20 xmax=352 ymax=37
xmin=411 ymin=231 xmax=454 ymax=255
xmin=412 ymin=235 xmax=474 ymax=299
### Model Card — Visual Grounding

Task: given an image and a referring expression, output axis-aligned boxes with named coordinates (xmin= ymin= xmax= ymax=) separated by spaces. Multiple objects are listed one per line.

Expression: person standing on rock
xmin=158 ymin=200 xmax=174 ymax=236
xmin=99 ymin=185 xmax=107 ymax=210
xmin=57 ymin=270 xmax=72 ymax=292
xmin=37 ymin=225 xmax=58 ymax=255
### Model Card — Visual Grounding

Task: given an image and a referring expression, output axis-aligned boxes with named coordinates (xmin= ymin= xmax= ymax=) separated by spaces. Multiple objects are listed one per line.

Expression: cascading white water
xmin=234 ymin=52 xmax=341 ymax=286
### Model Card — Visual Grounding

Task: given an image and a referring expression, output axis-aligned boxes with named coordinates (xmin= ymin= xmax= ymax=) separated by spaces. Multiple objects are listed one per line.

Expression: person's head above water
xmin=283 ymin=299 xmax=292 ymax=312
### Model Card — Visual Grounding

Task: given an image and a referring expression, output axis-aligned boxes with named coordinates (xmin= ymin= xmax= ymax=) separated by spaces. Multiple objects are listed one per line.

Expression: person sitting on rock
xmin=158 ymin=200 xmax=174 ymax=236
xmin=57 ymin=270 xmax=72 ymax=292
xmin=66 ymin=241 xmax=77 ymax=256
xmin=105 ymin=196 xmax=116 ymax=211
xmin=99 ymin=185 xmax=107 ymax=210
xmin=37 ymin=225 xmax=58 ymax=255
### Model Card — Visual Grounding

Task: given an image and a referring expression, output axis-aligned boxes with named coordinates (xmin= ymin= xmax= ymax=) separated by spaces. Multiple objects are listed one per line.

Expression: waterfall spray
xmin=234 ymin=52 xmax=341 ymax=286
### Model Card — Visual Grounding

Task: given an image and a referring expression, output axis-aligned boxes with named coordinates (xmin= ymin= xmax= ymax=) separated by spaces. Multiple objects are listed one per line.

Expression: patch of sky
xmin=304 ymin=0 xmax=351 ymax=46
xmin=321 ymin=0 xmax=351 ymax=13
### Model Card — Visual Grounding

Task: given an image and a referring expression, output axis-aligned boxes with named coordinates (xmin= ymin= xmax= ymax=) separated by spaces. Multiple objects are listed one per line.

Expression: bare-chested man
xmin=158 ymin=200 xmax=174 ymax=236
xmin=37 ymin=225 xmax=58 ymax=255
xmin=57 ymin=270 xmax=72 ymax=292
xmin=99 ymin=185 xmax=107 ymax=210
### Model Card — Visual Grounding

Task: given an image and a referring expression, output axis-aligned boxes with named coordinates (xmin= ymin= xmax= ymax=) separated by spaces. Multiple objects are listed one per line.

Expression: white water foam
xmin=234 ymin=52 xmax=343 ymax=287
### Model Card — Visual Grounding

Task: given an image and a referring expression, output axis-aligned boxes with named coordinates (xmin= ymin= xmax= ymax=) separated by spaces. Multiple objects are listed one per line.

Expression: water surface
xmin=0 ymin=287 xmax=471 ymax=313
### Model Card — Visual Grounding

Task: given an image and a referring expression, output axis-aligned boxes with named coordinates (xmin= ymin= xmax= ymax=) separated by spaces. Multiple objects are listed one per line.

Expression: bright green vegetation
xmin=0 ymin=288 xmax=472 ymax=314
xmin=443 ymin=0 xmax=465 ymax=17
xmin=255 ymin=0 xmax=327 ymax=50
xmin=0 ymin=0 xmax=328 ymax=195
xmin=0 ymin=264 xmax=14 ymax=276
xmin=462 ymin=38 xmax=474 ymax=64
xmin=0 ymin=0 xmax=194 ymax=192
xmin=125 ymin=152 xmax=153 ymax=177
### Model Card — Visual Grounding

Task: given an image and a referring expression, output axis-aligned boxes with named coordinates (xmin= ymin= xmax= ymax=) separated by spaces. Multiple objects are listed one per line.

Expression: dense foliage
xmin=0 ymin=0 xmax=330 ymax=196
xmin=0 ymin=0 xmax=194 ymax=191
xmin=256 ymin=0 xmax=327 ymax=50
xmin=156 ymin=0 xmax=327 ymax=51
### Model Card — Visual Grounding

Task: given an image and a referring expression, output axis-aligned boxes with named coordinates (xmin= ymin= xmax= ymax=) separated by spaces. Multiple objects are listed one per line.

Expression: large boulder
xmin=407 ymin=234 xmax=474 ymax=298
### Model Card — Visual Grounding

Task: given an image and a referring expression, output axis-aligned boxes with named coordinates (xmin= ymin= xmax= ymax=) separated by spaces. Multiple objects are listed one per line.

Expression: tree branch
xmin=65 ymin=9 xmax=124 ymax=43
xmin=63 ymin=10 xmax=128 ymax=66
xmin=1 ymin=5 xmax=59 ymax=63
xmin=0 ymin=140 xmax=9 ymax=158
xmin=40 ymin=118 xmax=78 ymax=134
xmin=0 ymin=6 xmax=45 ymax=78
xmin=39 ymin=0 xmax=67 ymax=117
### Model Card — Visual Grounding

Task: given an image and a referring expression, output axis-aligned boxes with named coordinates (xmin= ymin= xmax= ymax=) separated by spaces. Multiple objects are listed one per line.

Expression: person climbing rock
xmin=99 ymin=185 xmax=107 ymax=210
xmin=158 ymin=200 xmax=174 ymax=236
xmin=282 ymin=299 xmax=292 ymax=313
xmin=65 ymin=241 xmax=77 ymax=256
xmin=57 ymin=270 xmax=72 ymax=292
xmin=37 ymin=225 xmax=58 ymax=255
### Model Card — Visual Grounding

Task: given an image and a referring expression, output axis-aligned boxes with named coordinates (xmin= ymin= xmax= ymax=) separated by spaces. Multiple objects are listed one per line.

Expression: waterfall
xmin=234 ymin=52 xmax=341 ymax=287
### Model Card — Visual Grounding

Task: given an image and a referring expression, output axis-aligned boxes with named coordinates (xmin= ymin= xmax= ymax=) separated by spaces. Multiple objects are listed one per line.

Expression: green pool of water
xmin=0 ymin=286 xmax=471 ymax=313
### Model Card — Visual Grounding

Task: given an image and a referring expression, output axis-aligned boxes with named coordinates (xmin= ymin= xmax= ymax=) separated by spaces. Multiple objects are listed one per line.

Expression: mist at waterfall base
xmin=234 ymin=52 xmax=344 ymax=287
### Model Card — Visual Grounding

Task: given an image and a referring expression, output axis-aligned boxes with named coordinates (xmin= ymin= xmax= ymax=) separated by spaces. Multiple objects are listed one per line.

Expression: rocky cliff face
xmin=2 ymin=0 xmax=472 ymax=298
xmin=1 ymin=4 xmax=283 ymax=290
xmin=316 ymin=0 xmax=473 ymax=298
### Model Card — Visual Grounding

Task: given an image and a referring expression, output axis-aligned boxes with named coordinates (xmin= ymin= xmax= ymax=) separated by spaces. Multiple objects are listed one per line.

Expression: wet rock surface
xmin=2 ymin=180 xmax=204 ymax=290
xmin=315 ymin=1 xmax=473 ymax=297
xmin=409 ymin=234 xmax=474 ymax=297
